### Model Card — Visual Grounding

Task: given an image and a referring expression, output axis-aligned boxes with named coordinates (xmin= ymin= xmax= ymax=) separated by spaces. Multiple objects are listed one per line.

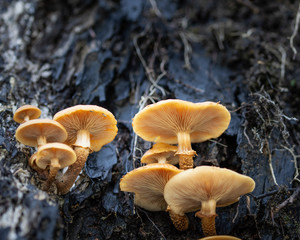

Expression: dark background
xmin=0 ymin=0 xmax=299 ymax=239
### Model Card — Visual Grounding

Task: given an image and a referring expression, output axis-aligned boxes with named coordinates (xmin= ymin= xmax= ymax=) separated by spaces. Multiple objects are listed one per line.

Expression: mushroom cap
xmin=198 ymin=236 xmax=241 ymax=240
xmin=164 ymin=166 xmax=255 ymax=215
xmin=141 ymin=143 xmax=179 ymax=165
xmin=14 ymin=105 xmax=41 ymax=123
xmin=53 ymin=105 xmax=118 ymax=151
xmin=132 ymin=99 xmax=231 ymax=144
xmin=36 ymin=143 xmax=76 ymax=169
xmin=120 ymin=163 xmax=182 ymax=211
xmin=15 ymin=119 xmax=68 ymax=147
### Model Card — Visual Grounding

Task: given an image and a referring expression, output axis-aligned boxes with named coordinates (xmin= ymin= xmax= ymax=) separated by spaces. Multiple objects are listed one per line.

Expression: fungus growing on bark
xmin=14 ymin=105 xmax=41 ymax=123
xmin=15 ymin=119 xmax=68 ymax=175
xmin=36 ymin=143 xmax=76 ymax=191
xmin=120 ymin=163 xmax=182 ymax=212
xmin=15 ymin=119 xmax=67 ymax=147
xmin=53 ymin=105 xmax=118 ymax=194
xmin=132 ymin=99 xmax=231 ymax=170
xmin=164 ymin=166 xmax=255 ymax=236
xmin=141 ymin=143 xmax=179 ymax=165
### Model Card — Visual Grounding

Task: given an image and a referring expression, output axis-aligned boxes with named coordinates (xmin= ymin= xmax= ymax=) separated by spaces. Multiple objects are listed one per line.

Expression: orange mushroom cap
xmin=36 ymin=143 xmax=76 ymax=170
xmin=15 ymin=119 xmax=67 ymax=147
xmin=165 ymin=166 xmax=255 ymax=236
xmin=141 ymin=143 xmax=179 ymax=165
xmin=120 ymin=163 xmax=182 ymax=211
xmin=14 ymin=105 xmax=41 ymax=123
xmin=53 ymin=105 xmax=118 ymax=152
xmin=164 ymin=166 xmax=255 ymax=216
xmin=132 ymin=99 xmax=231 ymax=144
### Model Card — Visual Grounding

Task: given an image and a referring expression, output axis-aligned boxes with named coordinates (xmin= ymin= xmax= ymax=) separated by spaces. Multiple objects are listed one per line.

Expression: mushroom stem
xmin=195 ymin=199 xmax=217 ymax=236
xmin=176 ymin=132 xmax=196 ymax=170
xmin=167 ymin=206 xmax=189 ymax=231
xmin=56 ymin=146 xmax=90 ymax=194
xmin=74 ymin=130 xmax=91 ymax=149
xmin=198 ymin=214 xmax=217 ymax=236
xmin=24 ymin=115 xmax=30 ymax=122
xmin=37 ymin=135 xmax=47 ymax=147
xmin=178 ymin=155 xmax=194 ymax=170
xmin=156 ymin=156 xmax=167 ymax=164
xmin=43 ymin=158 xmax=60 ymax=191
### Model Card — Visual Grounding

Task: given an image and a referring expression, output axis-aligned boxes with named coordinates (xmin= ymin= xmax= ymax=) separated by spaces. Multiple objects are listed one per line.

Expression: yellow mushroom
xmin=164 ymin=166 xmax=255 ymax=235
xmin=36 ymin=143 xmax=76 ymax=191
xmin=132 ymin=99 xmax=231 ymax=170
xmin=14 ymin=105 xmax=41 ymax=124
xmin=141 ymin=143 xmax=179 ymax=165
xmin=53 ymin=105 xmax=118 ymax=194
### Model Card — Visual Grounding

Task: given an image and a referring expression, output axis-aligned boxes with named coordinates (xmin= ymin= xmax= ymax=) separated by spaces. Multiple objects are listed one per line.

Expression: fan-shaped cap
xmin=15 ymin=119 xmax=68 ymax=147
xmin=132 ymin=99 xmax=231 ymax=144
xmin=36 ymin=143 xmax=76 ymax=169
xmin=120 ymin=163 xmax=182 ymax=211
xmin=14 ymin=105 xmax=41 ymax=123
xmin=164 ymin=166 xmax=255 ymax=215
xmin=141 ymin=143 xmax=179 ymax=165
xmin=53 ymin=105 xmax=118 ymax=151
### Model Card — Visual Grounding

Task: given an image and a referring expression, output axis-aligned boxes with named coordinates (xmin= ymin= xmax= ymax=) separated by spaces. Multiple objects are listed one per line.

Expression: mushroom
xmin=198 ymin=236 xmax=241 ymax=240
xmin=53 ymin=105 xmax=118 ymax=194
xmin=120 ymin=163 xmax=182 ymax=212
xmin=120 ymin=163 xmax=188 ymax=230
xmin=164 ymin=166 xmax=255 ymax=236
xmin=28 ymin=153 xmax=48 ymax=179
xmin=15 ymin=119 xmax=68 ymax=148
xmin=141 ymin=143 xmax=179 ymax=165
xmin=15 ymin=119 xmax=68 ymax=174
xmin=14 ymin=105 xmax=41 ymax=123
xmin=132 ymin=99 xmax=231 ymax=170
xmin=35 ymin=143 xmax=76 ymax=191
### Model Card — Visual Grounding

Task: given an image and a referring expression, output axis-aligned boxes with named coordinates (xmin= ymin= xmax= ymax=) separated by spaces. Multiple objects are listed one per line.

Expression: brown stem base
xmin=179 ymin=154 xmax=194 ymax=170
xmin=167 ymin=207 xmax=189 ymax=231
xmin=195 ymin=211 xmax=217 ymax=236
xmin=56 ymin=147 xmax=89 ymax=195
xmin=43 ymin=166 xmax=59 ymax=191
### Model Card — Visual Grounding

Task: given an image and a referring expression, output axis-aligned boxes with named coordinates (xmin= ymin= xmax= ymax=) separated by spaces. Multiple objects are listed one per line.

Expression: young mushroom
xmin=53 ymin=105 xmax=118 ymax=194
xmin=120 ymin=163 xmax=182 ymax=211
xmin=141 ymin=143 xmax=179 ymax=165
xmin=15 ymin=119 xmax=68 ymax=175
xmin=35 ymin=143 xmax=76 ymax=191
xmin=132 ymin=99 xmax=231 ymax=170
xmin=164 ymin=166 xmax=255 ymax=236
xmin=13 ymin=105 xmax=41 ymax=123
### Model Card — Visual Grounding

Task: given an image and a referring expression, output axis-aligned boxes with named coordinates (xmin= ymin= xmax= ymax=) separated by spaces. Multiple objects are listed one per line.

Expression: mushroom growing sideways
xmin=164 ymin=166 xmax=255 ymax=236
xmin=120 ymin=163 xmax=182 ymax=211
xmin=120 ymin=163 xmax=189 ymax=230
xmin=141 ymin=143 xmax=179 ymax=165
xmin=14 ymin=105 xmax=41 ymax=123
xmin=36 ymin=143 xmax=76 ymax=191
xmin=53 ymin=105 xmax=118 ymax=194
xmin=132 ymin=99 xmax=231 ymax=170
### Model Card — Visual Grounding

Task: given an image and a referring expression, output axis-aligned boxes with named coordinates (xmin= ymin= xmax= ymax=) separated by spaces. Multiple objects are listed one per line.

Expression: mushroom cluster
xmin=120 ymin=99 xmax=255 ymax=238
xmin=14 ymin=104 xmax=118 ymax=194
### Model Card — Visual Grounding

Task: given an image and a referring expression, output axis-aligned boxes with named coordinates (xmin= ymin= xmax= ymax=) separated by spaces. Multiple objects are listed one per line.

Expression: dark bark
xmin=0 ymin=0 xmax=299 ymax=239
